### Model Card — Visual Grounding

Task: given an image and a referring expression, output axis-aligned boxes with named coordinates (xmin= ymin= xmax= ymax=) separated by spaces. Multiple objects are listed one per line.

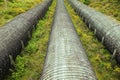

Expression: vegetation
xmin=0 ymin=0 xmax=42 ymax=27
xmin=4 ymin=0 xmax=56 ymax=80
xmin=80 ymin=0 xmax=91 ymax=5
xmin=79 ymin=0 xmax=120 ymax=21
xmin=65 ymin=1 xmax=120 ymax=80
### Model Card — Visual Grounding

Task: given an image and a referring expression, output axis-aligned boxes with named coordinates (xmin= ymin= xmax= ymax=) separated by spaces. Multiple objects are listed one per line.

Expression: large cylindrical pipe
xmin=68 ymin=0 xmax=120 ymax=64
xmin=40 ymin=0 xmax=97 ymax=80
xmin=0 ymin=0 xmax=53 ymax=79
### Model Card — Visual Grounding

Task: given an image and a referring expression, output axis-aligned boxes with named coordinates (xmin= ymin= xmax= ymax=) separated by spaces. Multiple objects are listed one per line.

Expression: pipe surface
xmin=40 ymin=0 xmax=97 ymax=80
xmin=0 ymin=0 xmax=52 ymax=79
xmin=68 ymin=0 xmax=120 ymax=64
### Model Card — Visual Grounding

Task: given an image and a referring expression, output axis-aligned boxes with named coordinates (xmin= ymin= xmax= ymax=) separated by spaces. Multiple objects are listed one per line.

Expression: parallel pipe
xmin=68 ymin=0 xmax=120 ymax=64
xmin=40 ymin=0 xmax=97 ymax=80
xmin=0 ymin=0 xmax=52 ymax=79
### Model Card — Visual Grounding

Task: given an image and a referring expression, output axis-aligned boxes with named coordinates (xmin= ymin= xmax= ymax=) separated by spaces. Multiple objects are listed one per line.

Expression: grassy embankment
xmin=65 ymin=0 xmax=120 ymax=80
xmin=79 ymin=0 xmax=120 ymax=21
xmin=5 ymin=0 xmax=56 ymax=80
xmin=89 ymin=0 xmax=120 ymax=21
xmin=0 ymin=0 xmax=42 ymax=27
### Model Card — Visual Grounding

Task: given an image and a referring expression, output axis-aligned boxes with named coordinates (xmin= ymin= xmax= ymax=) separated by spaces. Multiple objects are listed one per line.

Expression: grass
xmin=0 ymin=0 xmax=42 ymax=27
xmin=65 ymin=0 xmax=120 ymax=80
xmin=4 ymin=0 xmax=56 ymax=80
xmin=79 ymin=0 xmax=120 ymax=21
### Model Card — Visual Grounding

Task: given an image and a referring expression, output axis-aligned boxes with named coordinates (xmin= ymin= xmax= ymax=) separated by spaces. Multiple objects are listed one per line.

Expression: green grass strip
xmin=5 ymin=0 xmax=56 ymax=80
xmin=79 ymin=0 xmax=120 ymax=21
xmin=0 ymin=0 xmax=42 ymax=27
